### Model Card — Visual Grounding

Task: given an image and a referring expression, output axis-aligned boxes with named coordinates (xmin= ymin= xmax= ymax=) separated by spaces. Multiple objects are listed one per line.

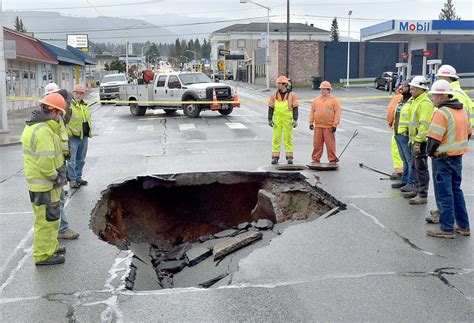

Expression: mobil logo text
xmin=399 ymin=21 xmax=431 ymax=32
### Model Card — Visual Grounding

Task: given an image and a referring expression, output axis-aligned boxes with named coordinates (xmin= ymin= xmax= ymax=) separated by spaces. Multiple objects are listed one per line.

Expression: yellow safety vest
xmin=409 ymin=92 xmax=434 ymax=143
xmin=450 ymin=81 xmax=473 ymax=129
xmin=394 ymin=99 xmax=411 ymax=135
xmin=67 ymin=100 xmax=92 ymax=139
xmin=20 ymin=120 xmax=64 ymax=192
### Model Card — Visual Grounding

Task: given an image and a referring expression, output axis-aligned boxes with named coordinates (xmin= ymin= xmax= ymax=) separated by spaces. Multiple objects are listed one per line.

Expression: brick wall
xmin=275 ymin=40 xmax=321 ymax=84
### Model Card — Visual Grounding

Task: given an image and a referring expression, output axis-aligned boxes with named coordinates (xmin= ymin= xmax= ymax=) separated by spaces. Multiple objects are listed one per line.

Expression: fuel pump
xmin=395 ymin=63 xmax=408 ymax=88
xmin=427 ymin=59 xmax=442 ymax=83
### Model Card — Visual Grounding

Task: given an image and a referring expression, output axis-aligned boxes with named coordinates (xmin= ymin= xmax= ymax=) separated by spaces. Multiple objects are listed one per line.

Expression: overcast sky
xmin=2 ymin=0 xmax=473 ymax=39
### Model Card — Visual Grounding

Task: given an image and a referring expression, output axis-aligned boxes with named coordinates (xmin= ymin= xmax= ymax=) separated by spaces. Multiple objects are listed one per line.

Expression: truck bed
xmin=117 ymin=84 xmax=154 ymax=106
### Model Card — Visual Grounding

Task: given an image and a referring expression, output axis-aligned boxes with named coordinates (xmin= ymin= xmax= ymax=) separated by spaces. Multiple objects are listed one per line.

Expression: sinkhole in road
xmin=90 ymin=171 xmax=345 ymax=290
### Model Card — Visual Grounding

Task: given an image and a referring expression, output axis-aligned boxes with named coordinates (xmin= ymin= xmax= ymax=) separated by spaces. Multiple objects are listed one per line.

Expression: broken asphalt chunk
xmin=214 ymin=229 xmax=239 ymax=239
xmin=253 ymin=219 xmax=274 ymax=230
xmin=214 ymin=231 xmax=263 ymax=260
xmin=185 ymin=247 xmax=212 ymax=266
xmin=198 ymin=235 xmax=215 ymax=243
xmin=237 ymin=222 xmax=251 ymax=230
xmin=199 ymin=273 xmax=229 ymax=288
xmin=156 ymin=260 xmax=186 ymax=273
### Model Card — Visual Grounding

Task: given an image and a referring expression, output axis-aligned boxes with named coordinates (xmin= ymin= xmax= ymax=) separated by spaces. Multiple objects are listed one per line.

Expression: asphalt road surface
xmin=0 ymin=85 xmax=473 ymax=322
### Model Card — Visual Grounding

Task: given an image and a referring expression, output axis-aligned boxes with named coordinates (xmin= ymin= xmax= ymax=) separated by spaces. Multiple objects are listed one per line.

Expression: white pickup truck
xmin=117 ymin=72 xmax=239 ymax=118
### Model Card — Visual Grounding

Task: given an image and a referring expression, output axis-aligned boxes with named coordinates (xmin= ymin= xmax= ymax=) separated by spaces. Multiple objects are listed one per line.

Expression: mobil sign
xmin=397 ymin=20 xmax=431 ymax=33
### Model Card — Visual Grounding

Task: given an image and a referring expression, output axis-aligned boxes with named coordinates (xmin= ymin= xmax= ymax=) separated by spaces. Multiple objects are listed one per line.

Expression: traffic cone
xmin=210 ymin=88 xmax=219 ymax=110
xmin=232 ymin=87 xmax=240 ymax=108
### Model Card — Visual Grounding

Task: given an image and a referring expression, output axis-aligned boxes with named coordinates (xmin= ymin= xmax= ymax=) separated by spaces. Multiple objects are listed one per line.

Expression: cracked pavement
xmin=0 ymin=86 xmax=473 ymax=321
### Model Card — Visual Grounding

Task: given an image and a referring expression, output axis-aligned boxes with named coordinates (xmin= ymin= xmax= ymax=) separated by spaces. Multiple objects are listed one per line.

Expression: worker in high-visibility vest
xmin=426 ymin=80 xmax=471 ymax=238
xmin=404 ymin=76 xmax=435 ymax=205
xmin=268 ymin=76 xmax=299 ymax=165
xmin=387 ymin=89 xmax=404 ymax=179
xmin=67 ymin=84 xmax=92 ymax=189
xmin=20 ymin=93 xmax=68 ymax=265
xmin=390 ymin=81 xmax=414 ymax=192
xmin=426 ymin=64 xmax=473 ymax=224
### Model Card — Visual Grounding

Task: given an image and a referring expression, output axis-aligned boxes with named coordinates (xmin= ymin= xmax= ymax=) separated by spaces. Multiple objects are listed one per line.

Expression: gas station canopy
xmin=361 ymin=20 xmax=474 ymax=43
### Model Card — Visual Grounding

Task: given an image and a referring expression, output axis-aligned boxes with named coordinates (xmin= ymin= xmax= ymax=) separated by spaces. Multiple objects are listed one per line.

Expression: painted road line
xmin=137 ymin=125 xmax=154 ymax=132
xmin=104 ymin=127 xmax=115 ymax=134
xmin=341 ymin=118 xmax=360 ymax=124
xmin=361 ymin=126 xmax=392 ymax=133
xmin=179 ymin=124 xmax=197 ymax=131
xmin=226 ymin=122 xmax=248 ymax=130
xmin=336 ymin=128 xmax=346 ymax=132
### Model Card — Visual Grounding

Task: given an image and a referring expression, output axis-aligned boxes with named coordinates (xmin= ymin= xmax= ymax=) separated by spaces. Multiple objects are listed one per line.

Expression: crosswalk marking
xmin=104 ymin=127 xmax=115 ymax=134
xmin=179 ymin=123 xmax=197 ymax=131
xmin=137 ymin=125 xmax=154 ymax=132
xmin=336 ymin=128 xmax=346 ymax=132
xmin=341 ymin=118 xmax=360 ymax=124
xmin=361 ymin=126 xmax=391 ymax=134
xmin=225 ymin=122 xmax=248 ymax=130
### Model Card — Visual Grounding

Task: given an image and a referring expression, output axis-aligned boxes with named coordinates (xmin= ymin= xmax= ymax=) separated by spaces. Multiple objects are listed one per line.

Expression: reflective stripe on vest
xmin=26 ymin=178 xmax=54 ymax=185
xmin=23 ymin=149 xmax=58 ymax=157
xmin=436 ymin=107 xmax=468 ymax=153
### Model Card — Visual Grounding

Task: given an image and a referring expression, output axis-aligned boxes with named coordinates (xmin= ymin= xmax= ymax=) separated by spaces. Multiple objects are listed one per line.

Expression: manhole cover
xmin=275 ymin=164 xmax=307 ymax=171
xmin=307 ymin=162 xmax=339 ymax=171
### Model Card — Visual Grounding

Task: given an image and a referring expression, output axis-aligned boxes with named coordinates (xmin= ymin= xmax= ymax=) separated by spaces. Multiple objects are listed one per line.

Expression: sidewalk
xmin=0 ymin=92 xmax=97 ymax=147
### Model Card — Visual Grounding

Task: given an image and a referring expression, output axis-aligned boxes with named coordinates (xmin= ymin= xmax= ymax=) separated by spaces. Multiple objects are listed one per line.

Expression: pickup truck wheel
xmin=374 ymin=82 xmax=379 ymax=89
xmin=130 ymin=102 xmax=146 ymax=116
xmin=164 ymin=109 xmax=177 ymax=115
xmin=218 ymin=107 xmax=233 ymax=115
xmin=183 ymin=102 xmax=201 ymax=118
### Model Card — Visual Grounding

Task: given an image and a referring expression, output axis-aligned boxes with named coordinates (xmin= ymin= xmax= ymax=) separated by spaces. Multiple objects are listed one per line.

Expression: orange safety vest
xmin=268 ymin=91 xmax=298 ymax=110
xmin=387 ymin=93 xmax=402 ymax=128
xmin=427 ymin=105 xmax=471 ymax=156
xmin=309 ymin=95 xmax=341 ymax=128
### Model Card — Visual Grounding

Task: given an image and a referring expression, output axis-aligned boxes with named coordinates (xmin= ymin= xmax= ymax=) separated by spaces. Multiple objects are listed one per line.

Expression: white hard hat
xmin=43 ymin=82 xmax=60 ymax=96
xmin=408 ymin=76 xmax=430 ymax=90
xmin=436 ymin=64 xmax=458 ymax=79
xmin=429 ymin=79 xmax=453 ymax=95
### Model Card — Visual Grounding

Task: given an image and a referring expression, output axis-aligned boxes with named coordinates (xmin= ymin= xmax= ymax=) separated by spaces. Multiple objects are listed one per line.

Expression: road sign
xmin=218 ymin=49 xmax=230 ymax=56
xmin=67 ymin=34 xmax=89 ymax=49
xmin=217 ymin=60 xmax=225 ymax=71
xmin=225 ymin=55 xmax=245 ymax=60
xmin=422 ymin=50 xmax=434 ymax=57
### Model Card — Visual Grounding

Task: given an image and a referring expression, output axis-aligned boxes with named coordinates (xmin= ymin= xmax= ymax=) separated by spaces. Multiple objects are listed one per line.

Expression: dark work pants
xmin=411 ymin=142 xmax=429 ymax=198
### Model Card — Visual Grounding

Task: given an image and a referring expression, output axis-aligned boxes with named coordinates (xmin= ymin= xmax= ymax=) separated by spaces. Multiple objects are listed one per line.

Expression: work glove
xmin=332 ymin=127 xmax=337 ymax=133
xmin=413 ymin=142 xmax=422 ymax=156
xmin=309 ymin=125 xmax=314 ymax=131
xmin=292 ymin=120 xmax=298 ymax=128
xmin=268 ymin=120 xmax=274 ymax=127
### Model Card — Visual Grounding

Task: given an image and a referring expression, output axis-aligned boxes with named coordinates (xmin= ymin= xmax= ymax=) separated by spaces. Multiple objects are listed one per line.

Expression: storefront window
xmin=10 ymin=69 xmax=20 ymax=96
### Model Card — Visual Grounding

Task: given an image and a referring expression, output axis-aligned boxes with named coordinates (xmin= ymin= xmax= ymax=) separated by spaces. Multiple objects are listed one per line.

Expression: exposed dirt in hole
xmin=90 ymin=171 xmax=345 ymax=290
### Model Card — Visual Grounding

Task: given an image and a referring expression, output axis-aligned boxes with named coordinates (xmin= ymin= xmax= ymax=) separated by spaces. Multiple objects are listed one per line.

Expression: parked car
xmin=117 ymin=72 xmax=239 ymax=118
xmin=374 ymin=72 xmax=397 ymax=91
xmin=99 ymin=74 xmax=128 ymax=102
xmin=213 ymin=71 xmax=234 ymax=81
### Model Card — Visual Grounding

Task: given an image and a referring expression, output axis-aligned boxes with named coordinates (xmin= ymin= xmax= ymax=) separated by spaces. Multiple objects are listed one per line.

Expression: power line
xmin=3 ymin=0 xmax=162 ymax=11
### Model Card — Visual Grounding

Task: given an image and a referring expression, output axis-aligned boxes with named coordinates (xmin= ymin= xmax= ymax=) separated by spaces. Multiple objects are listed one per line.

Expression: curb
xmin=0 ymin=140 xmax=22 ymax=147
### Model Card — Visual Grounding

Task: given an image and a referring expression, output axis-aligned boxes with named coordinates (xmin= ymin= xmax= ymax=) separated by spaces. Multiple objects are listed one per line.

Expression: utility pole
xmin=286 ymin=0 xmax=290 ymax=78
xmin=0 ymin=5 xmax=9 ymax=133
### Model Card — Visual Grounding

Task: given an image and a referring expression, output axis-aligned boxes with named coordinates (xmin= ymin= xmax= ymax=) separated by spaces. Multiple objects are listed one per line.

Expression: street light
xmin=185 ymin=49 xmax=199 ymax=62
xmin=346 ymin=10 xmax=352 ymax=87
xmin=240 ymin=0 xmax=270 ymax=90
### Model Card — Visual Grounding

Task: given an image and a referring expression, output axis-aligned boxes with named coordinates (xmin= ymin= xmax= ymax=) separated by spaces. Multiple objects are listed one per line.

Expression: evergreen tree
xmin=439 ymin=0 xmax=461 ymax=20
xmin=330 ymin=18 xmax=340 ymax=42
xmin=14 ymin=16 xmax=27 ymax=32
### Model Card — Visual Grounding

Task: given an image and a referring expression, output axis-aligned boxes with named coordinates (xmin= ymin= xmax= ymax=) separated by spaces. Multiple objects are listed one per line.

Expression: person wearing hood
xmin=425 ymin=80 xmax=471 ymax=239
xmin=20 ymin=93 xmax=68 ymax=266
xmin=390 ymin=81 xmax=414 ymax=192
xmin=67 ymin=84 xmax=92 ymax=189
xmin=386 ymin=88 xmax=404 ymax=179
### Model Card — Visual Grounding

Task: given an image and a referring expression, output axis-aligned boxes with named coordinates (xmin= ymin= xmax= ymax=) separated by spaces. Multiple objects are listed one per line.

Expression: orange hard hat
xmin=73 ymin=84 xmax=86 ymax=93
xmin=277 ymin=75 xmax=289 ymax=84
xmin=40 ymin=93 xmax=66 ymax=112
xmin=319 ymin=81 xmax=332 ymax=90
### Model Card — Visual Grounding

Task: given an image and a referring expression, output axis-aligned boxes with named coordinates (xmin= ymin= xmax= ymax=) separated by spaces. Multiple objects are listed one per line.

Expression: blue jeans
xmin=394 ymin=134 xmax=415 ymax=185
xmin=67 ymin=136 xmax=88 ymax=182
xmin=59 ymin=189 xmax=69 ymax=233
xmin=433 ymin=156 xmax=470 ymax=232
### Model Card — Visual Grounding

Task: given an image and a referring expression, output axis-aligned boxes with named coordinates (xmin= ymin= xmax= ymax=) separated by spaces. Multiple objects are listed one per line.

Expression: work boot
xmin=455 ymin=227 xmax=471 ymax=236
xmin=409 ymin=195 xmax=427 ymax=205
xmin=425 ymin=213 xmax=440 ymax=224
xmin=58 ymin=229 xmax=80 ymax=240
xmin=55 ymin=246 xmax=66 ymax=255
xmin=426 ymin=229 xmax=455 ymax=239
xmin=35 ymin=254 xmax=65 ymax=266
xmin=391 ymin=181 xmax=405 ymax=189
xmin=271 ymin=157 xmax=279 ymax=165
xmin=389 ymin=173 xmax=402 ymax=180
xmin=402 ymin=191 xmax=417 ymax=199
xmin=70 ymin=181 xmax=80 ymax=189
xmin=287 ymin=157 xmax=294 ymax=165
xmin=77 ymin=178 xmax=88 ymax=186
xmin=400 ymin=184 xmax=415 ymax=192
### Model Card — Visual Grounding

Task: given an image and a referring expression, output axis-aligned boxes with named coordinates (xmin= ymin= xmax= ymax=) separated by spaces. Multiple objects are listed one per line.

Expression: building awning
xmin=40 ymin=41 xmax=84 ymax=66
xmin=67 ymin=46 xmax=97 ymax=65
xmin=3 ymin=27 xmax=57 ymax=64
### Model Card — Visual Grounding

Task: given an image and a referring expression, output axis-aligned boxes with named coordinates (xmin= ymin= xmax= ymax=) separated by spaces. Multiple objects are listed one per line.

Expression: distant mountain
xmin=3 ymin=11 xmax=179 ymax=46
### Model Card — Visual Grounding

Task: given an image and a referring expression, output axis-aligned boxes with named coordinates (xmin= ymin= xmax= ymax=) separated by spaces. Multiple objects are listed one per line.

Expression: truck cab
xmin=99 ymin=73 xmax=128 ymax=102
